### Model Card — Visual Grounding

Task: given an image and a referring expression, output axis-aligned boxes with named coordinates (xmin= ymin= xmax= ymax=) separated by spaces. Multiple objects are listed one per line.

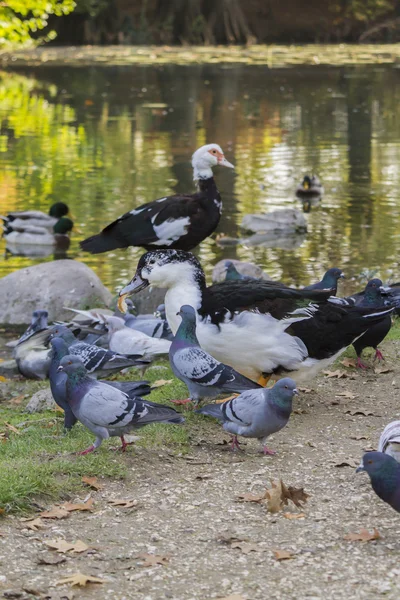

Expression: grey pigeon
xmin=197 ymin=377 xmax=298 ymax=454
xmin=378 ymin=421 xmax=400 ymax=463
xmin=169 ymin=305 xmax=262 ymax=405
xmin=102 ymin=316 xmax=171 ymax=359
xmin=58 ymin=355 xmax=185 ymax=454
xmin=49 ymin=325 xmax=147 ymax=378
xmin=49 ymin=338 xmax=152 ymax=431
xmin=356 ymin=451 xmax=400 ymax=513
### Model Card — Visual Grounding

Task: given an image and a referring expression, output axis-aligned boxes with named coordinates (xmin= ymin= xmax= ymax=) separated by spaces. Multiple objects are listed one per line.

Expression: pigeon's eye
xmin=284 ymin=385 xmax=288 ymax=389
xmin=367 ymin=459 xmax=373 ymax=464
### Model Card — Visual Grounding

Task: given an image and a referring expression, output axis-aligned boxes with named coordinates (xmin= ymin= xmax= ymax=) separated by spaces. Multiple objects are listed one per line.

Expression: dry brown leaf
xmin=281 ymin=481 xmax=309 ymax=508
xmin=264 ymin=480 xmax=284 ymax=513
xmin=81 ymin=476 xmax=102 ymax=490
xmin=38 ymin=554 xmax=67 ymax=566
xmin=45 ymin=539 xmax=89 ymax=554
xmin=283 ymin=512 xmax=305 ymax=520
xmin=237 ymin=491 xmax=267 ymax=503
xmin=334 ymin=459 xmax=359 ymax=468
xmin=152 ymin=379 xmax=173 ymax=388
xmin=323 ymin=370 xmax=349 ymax=379
xmin=40 ymin=507 xmax=70 ymax=520
xmin=336 ymin=391 xmax=357 ymax=400
xmin=56 ymin=573 xmax=105 ymax=587
xmin=137 ymin=553 xmax=170 ymax=567
xmin=231 ymin=541 xmax=260 ymax=555
xmin=108 ymin=499 xmax=138 ymax=508
xmin=298 ymin=387 xmax=312 ymax=393
xmin=22 ymin=517 xmax=46 ymax=531
xmin=4 ymin=422 xmax=20 ymax=435
xmin=344 ymin=528 xmax=381 ymax=542
xmin=273 ymin=549 xmax=295 ymax=560
xmin=374 ymin=366 xmax=393 ymax=374
xmin=218 ymin=595 xmax=244 ymax=600
xmin=340 ymin=358 xmax=357 ymax=368
xmin=9 ymin=394 xmax=24 ymax=405
xmin=350 ymin=435 xmax=368 ymax=440
xmin=345 ymin=408 xmax=376 ymax=417
xmin=61 ymin=498 xmax=94 ymax=512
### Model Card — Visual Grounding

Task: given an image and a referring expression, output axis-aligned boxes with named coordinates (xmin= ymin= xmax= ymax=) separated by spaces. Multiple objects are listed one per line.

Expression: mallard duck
xmin=118 ymin=250 xmax=391 ymax=383
xmin=4 ymin=216 xmax=73 ymax=247
xmin=2 ymin=202 xmax=69 ymax=231
xmin=296 ymin=175 xmax=324 ymax=199
xmin=80 ymin=144 xmax=234 ymax=254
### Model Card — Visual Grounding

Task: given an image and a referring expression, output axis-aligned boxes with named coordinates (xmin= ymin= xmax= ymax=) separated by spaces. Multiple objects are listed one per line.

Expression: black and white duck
xmin=2 ymin=202 xmax=69 ymax=231
xmin=118 ymin=250 xmax=391 ymax=383
xmin=80 ymin=144 xmax=234 ymax=254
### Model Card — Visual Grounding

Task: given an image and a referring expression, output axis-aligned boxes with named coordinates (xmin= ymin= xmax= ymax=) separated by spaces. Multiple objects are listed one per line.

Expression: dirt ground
xmin=1 ymin=339 xmax=400 ymax=600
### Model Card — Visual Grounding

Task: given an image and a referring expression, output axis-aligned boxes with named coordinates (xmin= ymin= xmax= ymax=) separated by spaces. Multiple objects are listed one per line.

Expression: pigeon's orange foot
xmin=170 ymin=398 xmax=193 ymax=407
xmin=230 ymin=435 xmax=244 ymax=452
xmin=356 ymin=357 xmax=369 ymax=370
xmin=77 ymin=445 xmax=95 ymax=456
xmin=262 ymin=446 xmax=277 ymax=456
xmin=119 ymin=436 xmax=135 ymax=452
xmin=374 ymin=349 xmax=384 ymax=362
xmin=216 ymin=394 xmax=239 ymax=404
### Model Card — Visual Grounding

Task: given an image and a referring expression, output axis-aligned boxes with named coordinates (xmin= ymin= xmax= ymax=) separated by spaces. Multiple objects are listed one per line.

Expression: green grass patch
xmin=0 ymin=361 xmax=194 ymax=514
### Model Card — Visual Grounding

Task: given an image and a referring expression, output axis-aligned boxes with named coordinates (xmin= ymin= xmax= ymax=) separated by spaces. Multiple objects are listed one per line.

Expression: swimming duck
xmin=4 ymin=216 xmax=73 ymax=247
xmin=118 ymin=250 xmax=391 ymax=382
xmin=296 ymin=175 xmax=324 ymax=199
xmin=2 ymin=202 xmax=69 ymax=231
xmin=80 ymin=144 xmax=234 ymax=254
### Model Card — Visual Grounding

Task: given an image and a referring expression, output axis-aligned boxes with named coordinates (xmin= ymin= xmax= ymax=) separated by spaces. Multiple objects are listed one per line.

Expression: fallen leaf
xmin=218 ymin=596 xmax=244 ymax=600
xmin=298 ymin=387 xmax=312 ymax=393
xmin=61 ymin=498 xmax=94 ymax=512
xmin=81 ymin=476 xmax=102 ymax=490
xmin=22 ymin=517 xmax=46 ymax=531
xmin=345 ymin=409 xmax=376 ymax=417
xmin=231 ymin=541 xmax=260 ymax=555
xmin=4 ymin=422 xmax=20 ymax=435
xmin=151 ymin=379 xmax=173 ymax=388
xmin=334 ymin=459 xmax=359 ymax=468
xmin=40 ymin=507 xmax=69 ymax=520
xmin=137 ymin=553 xmax=170 ymax=567
xmin=340 ymin=358 xmax=357 ymax=368
xmin=323 ymin=370 xmax=349 ymax=379
xmin=344 ymin=528 xmax=381 ymax=542
xmin=38 ymin=554 xmax=67 ymax=565
xmin=273 ymin=549 xmax=295 ymax=560
xmin=281 ymin=481 xmax=309 ymax=509
xmin=0 ymin=375 xmax=7 ymax=382
xmin=264 ymin=480 xmax=284 ymax=513
xmin=283 ymin=512 xmax=305 ymax=520
xmin=56 ymin=573 xmax=105 ymax=587
xmin=45 ymin=539 xmax=89 ymax=554
xmin=9 ymin=394 xmax=24 ymax=405
xmin=336 ymin=391 xmax=357 ymax=400
xmin=374 ymin=366 xmax=393 ymax=374
xmin=350 ymin=435 xmax=368 ymax=440
xmin=237 ymin=491 xmax=267 ymax=503
xmin=108 ymin=499 xmax=138 ymax=508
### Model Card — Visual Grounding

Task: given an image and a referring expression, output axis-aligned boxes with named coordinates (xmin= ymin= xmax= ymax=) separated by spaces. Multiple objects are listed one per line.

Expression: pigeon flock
xmin=3 ymin=142 xmax=400 ymax=515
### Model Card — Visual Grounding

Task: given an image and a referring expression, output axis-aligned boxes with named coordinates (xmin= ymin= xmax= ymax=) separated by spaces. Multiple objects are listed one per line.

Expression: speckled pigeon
xmin=169 ymin=305 xmax=261 ymax=405
xmin=356 ymin=451 xmax=400 ymax=513
xmin=197 ymin=377 xmax=298 ymax=454
xmin=49 ymin=338 xmax=152 ymax=431
xmin=58 ymin=355 xmax=184 ymax=454
xmin=49 ymin=325 xmax=147 ymax=378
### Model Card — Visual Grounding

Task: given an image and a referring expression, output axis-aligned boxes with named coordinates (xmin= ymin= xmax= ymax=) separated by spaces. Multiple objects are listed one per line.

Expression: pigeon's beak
xmin=339 ymin=273 xmax=345 ymax=279
xmin=57 ymin=365 xmax=64 ymax=372
xmin=118 ymin=273 xmax=149 ymax=313
xmin=355 ymin=460 xmax=365 ymax=473
xmin=293 ymin=388 xmax=299 ymax=396
xmin=219 ymin=156 xmax=234 ymax=169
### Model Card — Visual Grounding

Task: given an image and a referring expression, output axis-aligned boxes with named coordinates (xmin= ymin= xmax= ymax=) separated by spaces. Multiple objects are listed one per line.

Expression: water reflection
xmin=0 ymin=62 xmax=400 ymax=293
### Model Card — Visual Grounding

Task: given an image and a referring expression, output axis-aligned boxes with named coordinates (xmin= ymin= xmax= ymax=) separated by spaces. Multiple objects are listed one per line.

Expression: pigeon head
xmin=362 ymin=278 xmax=384 ymax=305
xmin=356 ymin=451 xmax=397 ymax=477
xmin=270 ymin=378 xmax=299 ymax=406
xmin=50 ymin=337 xmax=70 ymax=360
xmin=31 ymin=309 xmax=48 ymax=330
xmin=225 ymin=261 xmax=242 ymax=281
xmin=104 ymin=316 xmax=125 ymax=334
xmin=191 ymin=143 xmax=234 ymax=180
xmin=48 ymin=325 xmax=76 ymax=346
xmin=53 ymin=217 xmax=73 ymax=235
xmin=155 ymin=303 xmax=166 ymax=319
xmin=321 ymin=268 xmax=344 ymax=286
xmin=58 ymin=354 xmax=87 ymax=376
xmin=118 ymin=250 xmax=205 ymax=311
xmin=49 ymin=202 xmax=69 ymax=218
xmin=174 ymin=305 xmax=198 ymax=345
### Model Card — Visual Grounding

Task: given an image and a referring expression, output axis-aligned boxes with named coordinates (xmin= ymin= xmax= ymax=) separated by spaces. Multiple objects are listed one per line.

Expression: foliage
xmin=0 ymin=0 xmax=76 ymax=47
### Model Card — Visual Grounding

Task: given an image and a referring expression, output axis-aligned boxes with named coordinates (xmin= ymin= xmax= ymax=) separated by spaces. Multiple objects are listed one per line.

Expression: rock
xmin=241 ymin=209 xmax=307 ymax=234
xmin=212 ymin=259 xmax=271 ymax=283
xmin=0 ymin=260 xmax=113 ymax=325
xmin=26 ymin=389 xmax=56 ymax=413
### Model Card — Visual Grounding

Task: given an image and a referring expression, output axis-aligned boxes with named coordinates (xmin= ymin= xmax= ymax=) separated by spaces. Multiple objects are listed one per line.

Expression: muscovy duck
xmin=1 ymin=202 xmax=69 ymax=231
xmin=118 ymin=250 xmax=391 ymax=382
xmin=304 ymin=268 xmax=344 ymax=296
xmin=80 ymin=144 xmax=233 ymax=254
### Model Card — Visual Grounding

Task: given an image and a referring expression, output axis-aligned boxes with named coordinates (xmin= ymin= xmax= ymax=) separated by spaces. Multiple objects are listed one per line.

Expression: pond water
xmin=1 ymin=61 xmax=400 ymax=294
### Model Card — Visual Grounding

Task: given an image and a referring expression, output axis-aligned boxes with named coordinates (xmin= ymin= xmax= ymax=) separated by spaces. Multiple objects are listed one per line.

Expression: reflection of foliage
xmin=0 ymin=0 xmax=76 ymax=47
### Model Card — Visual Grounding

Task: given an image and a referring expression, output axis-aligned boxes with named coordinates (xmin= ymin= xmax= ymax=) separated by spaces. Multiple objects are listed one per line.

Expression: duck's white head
xmin=118 ymin=250 xmax=205 ymax=310
xmin=191 ymin=143 xmax=234 ymax=181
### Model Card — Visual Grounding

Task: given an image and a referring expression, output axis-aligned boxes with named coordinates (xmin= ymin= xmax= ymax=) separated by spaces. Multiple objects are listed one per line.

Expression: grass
xmin=0 ymin=360 xmax=195 ymax=514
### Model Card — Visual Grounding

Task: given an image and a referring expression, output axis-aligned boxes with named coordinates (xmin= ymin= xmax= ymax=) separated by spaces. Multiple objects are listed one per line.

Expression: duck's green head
xmin=49 ymin=202 xmax=69 ymax=218
xmin=54 ymin=217 xmax=73 ymax=235
xmin=302 ymin=175 xmax=312 ymax=190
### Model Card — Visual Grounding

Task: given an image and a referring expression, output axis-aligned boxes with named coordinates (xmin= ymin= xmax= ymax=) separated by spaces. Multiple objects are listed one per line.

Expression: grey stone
xmin=212 ymin=259 xmax=271 ymax=283
xmin=0 ymin=260 xmax=113 ymax=325
xmin=241 ymin=209 xmax=307 ymax=234
xmin=25 ymin=388 xmax=55 ymax=413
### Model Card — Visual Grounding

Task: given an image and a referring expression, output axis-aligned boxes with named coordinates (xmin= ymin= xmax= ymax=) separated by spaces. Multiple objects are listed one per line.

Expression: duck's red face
xmin=208 ymin=147 xmax=225 ymax=163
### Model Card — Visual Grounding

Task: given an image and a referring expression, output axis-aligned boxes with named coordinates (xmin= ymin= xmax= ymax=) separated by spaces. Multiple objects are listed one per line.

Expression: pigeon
xmin=345 ymin=279 xmax=392 ymax=368
xmin=304 ymin=268 xmax=344 ymax=295
xmin=356 ymin=451 xmax=400 ymax=513
xmin=57 ymin=355 xmax=185 ymax=454
xmin=378 ymin=421 xmax=400 ymax=463
xmin=102 ymin=316 xmax=171 ymax=360
xmin=224 ymin=261 xmax=256 ymax=282
xmin=197 ymin=377 xmax=298 ymax=454
xmin=49 ymin=338 xmax=152 ymax=431
xmin=169 ymin=305 xmax=262 ymax=405
xmin=49 ymin=325 xmax=147 ymax=378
